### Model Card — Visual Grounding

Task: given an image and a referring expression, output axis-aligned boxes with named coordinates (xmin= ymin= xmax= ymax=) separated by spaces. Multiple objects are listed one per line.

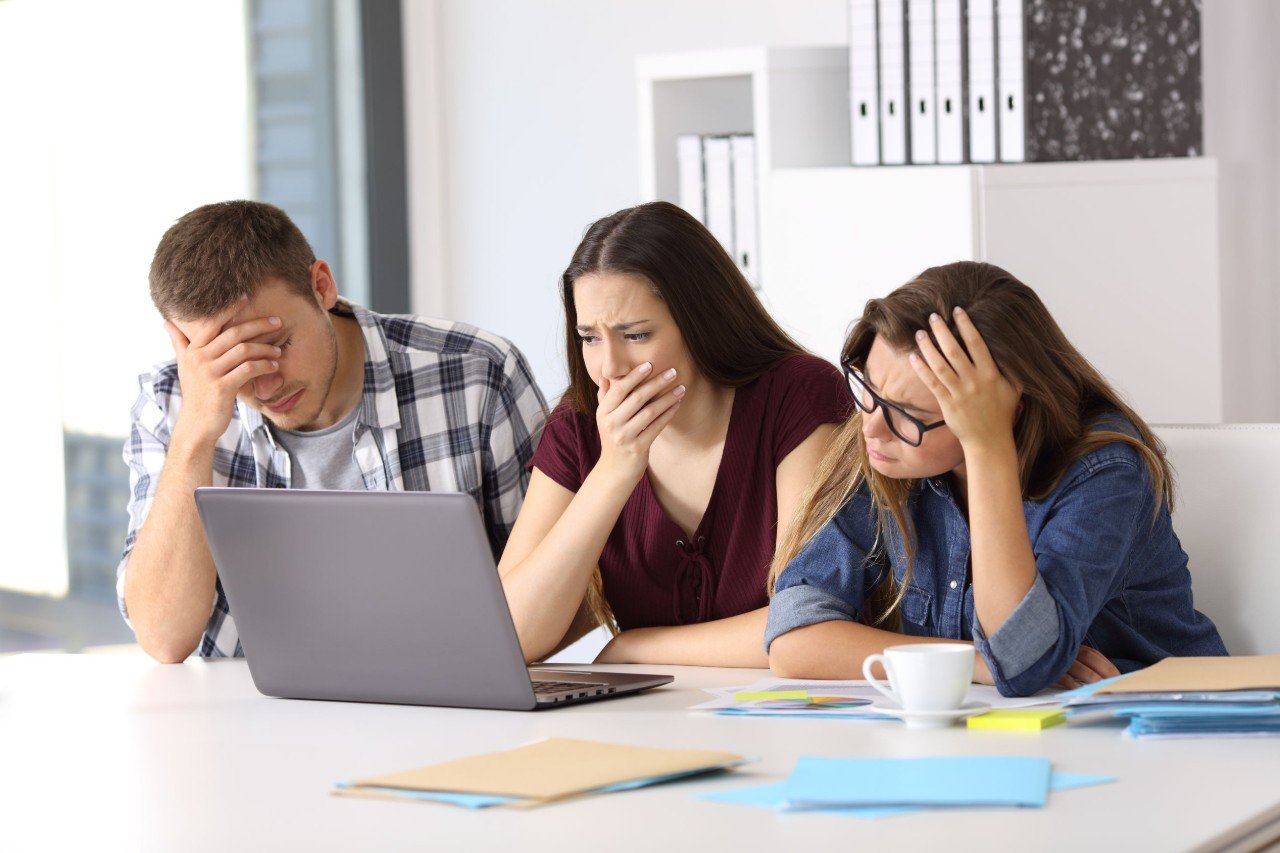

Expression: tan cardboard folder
xmin=348 ymin=738 xmax=743 ymax=802
xmin=1096 ymin=655 xmax=1280 ymax=694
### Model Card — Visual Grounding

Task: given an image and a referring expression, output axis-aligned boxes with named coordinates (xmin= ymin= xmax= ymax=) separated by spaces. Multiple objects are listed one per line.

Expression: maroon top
xmin=530 ymin=354 xmax=850 ymax=630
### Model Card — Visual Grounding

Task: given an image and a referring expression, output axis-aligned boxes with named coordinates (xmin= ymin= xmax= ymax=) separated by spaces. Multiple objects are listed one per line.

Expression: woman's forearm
xmin=500 ymin=465 xmax=637 ymax=662
xmin=596 ymin=607 xmax=771 ymax=667
xmin=965 ymin=438 xmax=1039 ymax=637
xmin=768 ymin=620 xmax=984 ymax=680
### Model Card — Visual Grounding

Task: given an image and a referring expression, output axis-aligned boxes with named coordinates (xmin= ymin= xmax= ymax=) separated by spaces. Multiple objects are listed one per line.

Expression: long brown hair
xmin=561 ymin=201 xmax=806 ymax=629
xmin=766 ymin=261 xmax=1172 ymax=629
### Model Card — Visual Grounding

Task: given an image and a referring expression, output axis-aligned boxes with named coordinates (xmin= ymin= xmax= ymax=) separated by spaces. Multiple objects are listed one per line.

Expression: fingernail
xmin=915 ymin=330 xmax=927 ymax=341
xmin=662 ymin=368 xmax=677 ymax=380
xmin=929 ymin=313 xmax=941 ymax=323
xmin=637 ymin=362 xmax=652 ymax=374
xmin=273 ymin=346 xmax=282 ymax=355
xmin=270 ymin=360 xmax=279 ymax=369
xmin=673 ymin=385 xmax=687 ymax=397
xmin=953 ymin=305 xmax=965 ymax=316
xmin=269 ymin=317 xmax=281 ymax=326
xmin=909 ymin=353 xmax=920 ymax=364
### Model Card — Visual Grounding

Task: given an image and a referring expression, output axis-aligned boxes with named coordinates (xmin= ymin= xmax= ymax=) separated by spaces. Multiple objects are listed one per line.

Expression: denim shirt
xmin=766 ymin=434 xmax=1227 ymax=697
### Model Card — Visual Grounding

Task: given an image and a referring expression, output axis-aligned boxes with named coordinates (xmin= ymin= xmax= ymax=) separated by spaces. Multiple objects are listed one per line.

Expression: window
xmin=0 ymin=0 xmax=406 ymax=653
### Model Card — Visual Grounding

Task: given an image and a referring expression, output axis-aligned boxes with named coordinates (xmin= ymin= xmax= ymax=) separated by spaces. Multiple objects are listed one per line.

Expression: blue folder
xmin=701 ymin=771 xmax=1112 ymax=819
xmin=779 ymin=756 xmax=1053 ymax=810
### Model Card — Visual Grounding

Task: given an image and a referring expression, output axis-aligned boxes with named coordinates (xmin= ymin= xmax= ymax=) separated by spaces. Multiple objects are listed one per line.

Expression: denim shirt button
xmin=949 ymin=580 xmax=958 ymax=589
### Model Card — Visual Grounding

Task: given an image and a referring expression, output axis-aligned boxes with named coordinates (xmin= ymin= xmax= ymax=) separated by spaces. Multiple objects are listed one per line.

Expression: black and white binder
xmin=877 ymin=0 xmax=909 ymax=164
xmin=907 ymin=0 xmax=937 ymax=164
xmin=702 ymin=136 xmax=735 ymax=258
xmin=1017 ymin=0 xmax=1203 ymax=161
xmin=676 ymin=134 xmax=705 ymax=221
xmin=934 ymin=0 xmax=966 ymax=163
xmin=729 ymin=134 xmax=759 ymax=288
xmin=849 ymin=0 xmax=881 ymax=165
xmin=996 ymin=0 xmax=1025 ymax=162
xmin=966 ymin=0 xmax=997 ymax=163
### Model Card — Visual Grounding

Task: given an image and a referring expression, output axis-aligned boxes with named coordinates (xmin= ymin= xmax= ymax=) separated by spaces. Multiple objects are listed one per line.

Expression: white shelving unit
xmin=636 ymin=46 xmax=850 ymax=287
xmin=637 ymin=46 xmax=1223 ymax=424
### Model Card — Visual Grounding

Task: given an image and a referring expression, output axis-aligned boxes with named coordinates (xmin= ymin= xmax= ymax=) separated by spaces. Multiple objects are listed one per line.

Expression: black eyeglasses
xmin=842 ymin=362 xmax=946 ymax=447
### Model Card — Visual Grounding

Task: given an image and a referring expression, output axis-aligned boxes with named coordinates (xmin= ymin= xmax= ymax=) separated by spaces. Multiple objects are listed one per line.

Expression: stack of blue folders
xmin=1060 ymin=655 xmax=1280 ymax=739
xmin=700 ymin=756 xmax=1113 ymax=819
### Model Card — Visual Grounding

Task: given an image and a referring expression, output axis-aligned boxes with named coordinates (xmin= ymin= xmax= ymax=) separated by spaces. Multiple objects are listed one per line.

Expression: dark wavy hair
xmin=559 ymin=201 xmax=804 ymax=417
xmin=559 ymin=201 xmax=807 ymax=629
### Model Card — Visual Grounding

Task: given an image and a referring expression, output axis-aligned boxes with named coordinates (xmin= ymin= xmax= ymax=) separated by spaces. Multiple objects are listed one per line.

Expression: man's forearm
xmin=124 ymin=435 xmax=220 ymax=662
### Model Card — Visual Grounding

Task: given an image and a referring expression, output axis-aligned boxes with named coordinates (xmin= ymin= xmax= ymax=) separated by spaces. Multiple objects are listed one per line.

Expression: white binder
xmin=934 ymin=0 xmax=965 ymax=163
xmin=877 ymin=0 xmax=908 ymax=165
xmin=907 ymin=0 xmax=937 ymax=164
xmin=997 ymin=0 xmax=1026 ymax=162
xmin=702 ymin=136 xmax=735 ymax=258
xmin=966 ymin=0 xmax=997 ymax=163
xmin=676 ymin=134 xmax=705 ymax=222
xmin=729 ymin=134 xmax=760 ymax=288
xmin=849 ymin=0 xmax=881 ymax=165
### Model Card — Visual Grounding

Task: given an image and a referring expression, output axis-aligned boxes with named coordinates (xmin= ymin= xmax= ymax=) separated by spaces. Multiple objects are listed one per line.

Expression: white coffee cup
xmin=861 ymin=643 xmax=974 ymax=712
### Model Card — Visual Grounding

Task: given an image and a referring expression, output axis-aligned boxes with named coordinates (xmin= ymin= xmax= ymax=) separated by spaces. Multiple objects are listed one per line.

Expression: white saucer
xmin=868 ymin=700 xmax=992 ymax=729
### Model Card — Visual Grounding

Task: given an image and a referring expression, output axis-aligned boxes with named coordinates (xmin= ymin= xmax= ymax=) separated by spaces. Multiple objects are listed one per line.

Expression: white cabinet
xmin=637 ymin=46 xmax=850 ymax=287
xmin=765 ymin=158 xmax=1221 ymax=423
xmin=638 ymin=48 xmax=1222 ymax=424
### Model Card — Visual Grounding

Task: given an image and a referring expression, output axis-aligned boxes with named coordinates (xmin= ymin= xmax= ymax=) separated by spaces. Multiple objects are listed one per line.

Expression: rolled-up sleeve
xmin=117 ymin=372 xmax=177 ymax=626
xmin=974 ymin=454 xmax=1151 ymax=696
xmin=764 ymin=488 xmax=885 ymax=652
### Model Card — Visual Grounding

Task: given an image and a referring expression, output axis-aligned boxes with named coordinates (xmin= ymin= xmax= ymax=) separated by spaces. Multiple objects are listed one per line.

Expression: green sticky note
xmin=734 ymin=690 xmax=810 ymax=702
xmin=967 ymin=709 xmax=1066 ymax=731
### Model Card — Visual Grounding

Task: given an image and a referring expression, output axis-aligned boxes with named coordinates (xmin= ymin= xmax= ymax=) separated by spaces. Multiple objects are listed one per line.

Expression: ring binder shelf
xmin=637 ymin=45 xmax=1220 ymax=424
xmin=636 ymin=46 xmax=850 ymax=290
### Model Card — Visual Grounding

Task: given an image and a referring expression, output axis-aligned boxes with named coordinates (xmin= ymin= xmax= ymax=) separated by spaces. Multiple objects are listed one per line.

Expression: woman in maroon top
xmin=498 ymin=202 xmax=848 ymax=666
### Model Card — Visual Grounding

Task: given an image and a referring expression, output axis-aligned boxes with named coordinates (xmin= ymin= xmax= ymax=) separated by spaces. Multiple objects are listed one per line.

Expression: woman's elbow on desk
xmin=767 ymin=624 xmax=848 ymax=680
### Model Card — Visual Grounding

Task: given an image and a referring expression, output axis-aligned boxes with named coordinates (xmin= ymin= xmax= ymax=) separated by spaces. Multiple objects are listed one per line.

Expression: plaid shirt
xmin=118 ymin=299 xmax=547 ymax=658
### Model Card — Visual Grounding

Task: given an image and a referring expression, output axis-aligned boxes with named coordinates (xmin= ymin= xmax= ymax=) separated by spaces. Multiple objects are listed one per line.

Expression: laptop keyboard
xmin=532 ymin=679 xmax=610 ymax=695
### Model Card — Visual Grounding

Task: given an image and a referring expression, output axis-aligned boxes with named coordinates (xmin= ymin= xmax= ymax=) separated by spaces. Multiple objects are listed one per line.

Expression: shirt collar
xmin=235 ymin=297 xmax=402 ymax=440
xmin=922 ymin=476 xmax=951 ymax=498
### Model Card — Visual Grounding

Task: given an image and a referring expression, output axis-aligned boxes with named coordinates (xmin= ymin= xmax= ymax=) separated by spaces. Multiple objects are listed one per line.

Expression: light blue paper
xmin=714 ymin=709 xmax=887 ymax=721
xmin=780 ymin=756 xmax=1053 ymax=809
xmin=335 ymin=759 xmax=747 ymax=808
xmin=1113 ymin=703 xmax=1280 ymax=718
xmin=593 ymin=760 xmax=748 ymax=793
xmin=699 ymin=771 xmax=1113 ymax=820
xmin=333 ymin=782 xmax=517 ymax=809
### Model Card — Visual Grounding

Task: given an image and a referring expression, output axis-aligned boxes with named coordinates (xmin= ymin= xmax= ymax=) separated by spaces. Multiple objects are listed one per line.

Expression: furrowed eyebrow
xmin=864 ymin=370 xmax=931 ymax=415
xmin=575 ymin=320 xmax=651 ymax=332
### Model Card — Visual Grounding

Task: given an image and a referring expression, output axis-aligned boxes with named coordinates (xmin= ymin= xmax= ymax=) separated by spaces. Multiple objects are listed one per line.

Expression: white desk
xmin=4 ymin=653 xmax=1279 ymax=853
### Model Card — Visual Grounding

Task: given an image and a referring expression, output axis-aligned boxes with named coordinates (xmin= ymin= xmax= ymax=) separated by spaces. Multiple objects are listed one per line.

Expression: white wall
xmin=403 ymin=0 xmax=848 ymax=402
xmin=403 ymin=0 xmax=1280 ymax=417
xmin=1201 ymin=0 xmax=1280 ymax=422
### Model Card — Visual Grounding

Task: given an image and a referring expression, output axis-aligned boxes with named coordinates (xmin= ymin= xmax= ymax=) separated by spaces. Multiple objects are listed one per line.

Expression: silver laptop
xmin=194 ymin=487 xmax=672 ymax=710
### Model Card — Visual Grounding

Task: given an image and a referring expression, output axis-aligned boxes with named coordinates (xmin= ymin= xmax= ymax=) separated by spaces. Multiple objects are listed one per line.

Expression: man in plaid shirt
xmin=119 ymin=201 xmax=547 ymax=662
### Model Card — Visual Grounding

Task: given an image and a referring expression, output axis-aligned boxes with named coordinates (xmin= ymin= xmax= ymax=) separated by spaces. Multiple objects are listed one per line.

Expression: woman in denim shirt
xmin=765 ymin=262 xmax=1226 ymax=696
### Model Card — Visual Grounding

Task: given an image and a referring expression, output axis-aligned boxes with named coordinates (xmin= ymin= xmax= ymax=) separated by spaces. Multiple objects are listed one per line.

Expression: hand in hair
xmin=594 ymin=361 xmax=685 ymax=482
xmin=908 ymin=306 xmax=1021 ymax=453
xmin=164 ymin=296 xmax=283 ymax=448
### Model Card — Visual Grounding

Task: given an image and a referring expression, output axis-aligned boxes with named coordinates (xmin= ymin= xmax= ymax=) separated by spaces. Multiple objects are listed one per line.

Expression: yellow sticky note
xmin=734 ymin=690 xmax=809 ymax=702
xmin=967 ymin=709 xmax=1066 ymax=731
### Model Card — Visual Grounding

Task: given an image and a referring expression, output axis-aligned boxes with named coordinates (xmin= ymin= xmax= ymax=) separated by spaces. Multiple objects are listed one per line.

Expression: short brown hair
xmin=149 ymin=200 xmax=317 ymax=320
